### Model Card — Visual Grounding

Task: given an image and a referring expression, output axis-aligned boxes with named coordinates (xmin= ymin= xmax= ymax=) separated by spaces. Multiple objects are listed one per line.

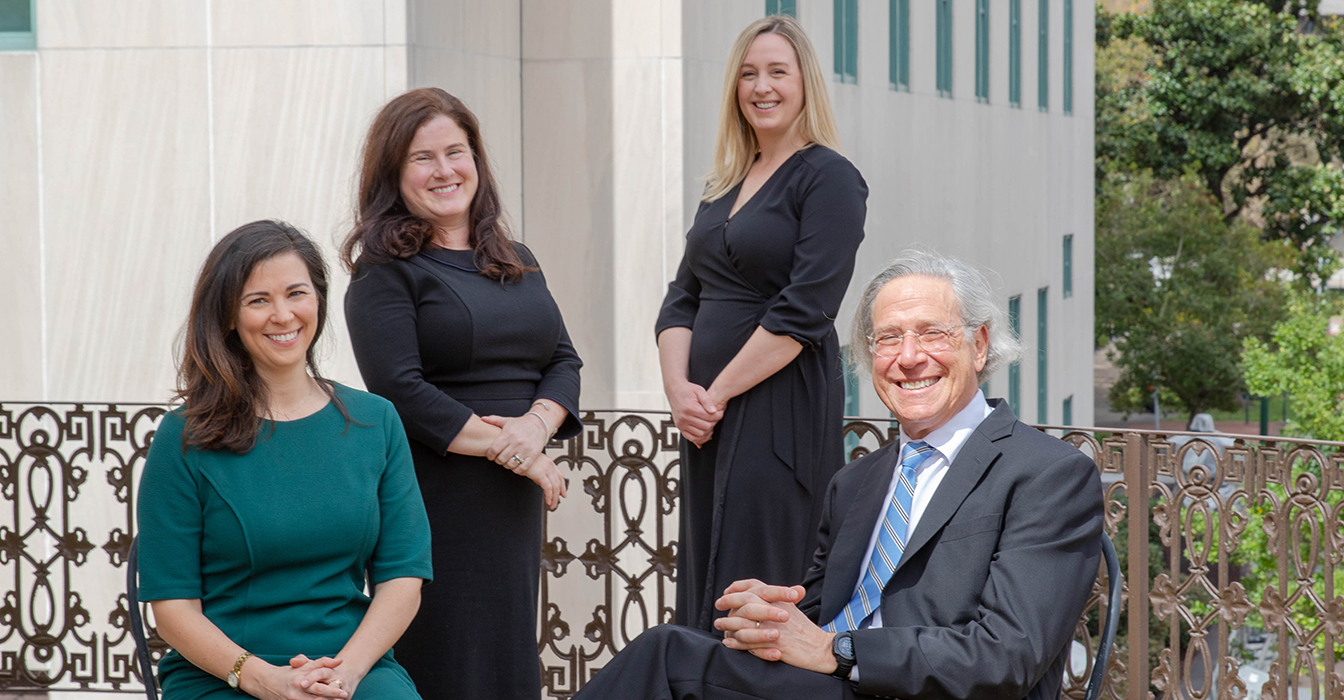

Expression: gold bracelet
xmin=227 ymin=651 xmax=252 ymax=692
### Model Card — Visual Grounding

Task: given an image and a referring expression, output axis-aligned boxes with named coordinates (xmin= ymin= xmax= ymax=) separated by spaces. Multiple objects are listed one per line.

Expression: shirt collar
xmin=898 ymin=390 xmax=993 ymax=466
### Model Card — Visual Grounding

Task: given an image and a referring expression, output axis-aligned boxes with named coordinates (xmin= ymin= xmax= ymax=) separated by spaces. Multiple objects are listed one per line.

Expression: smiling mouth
xmin=430 ymin=184 xmax=459 ymax=194
xmin=899 ymin=378 xmax=938 ymax=390
xmin=754 ymin=101 xmax=779 ymax=109
xmin=266 ymin=330 xmax=300 ymax=343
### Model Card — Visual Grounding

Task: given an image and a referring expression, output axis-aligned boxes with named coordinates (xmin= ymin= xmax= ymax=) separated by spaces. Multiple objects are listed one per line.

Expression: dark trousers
xmin=573 ymin=625 xmax=860 ymax=700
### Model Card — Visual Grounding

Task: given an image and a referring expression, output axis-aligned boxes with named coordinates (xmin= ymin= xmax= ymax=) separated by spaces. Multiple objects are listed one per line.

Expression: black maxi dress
xmin=656 ymin=146 xmax=867 ymax=631
xmin=345 ymin=243 xmax=582 ymax=700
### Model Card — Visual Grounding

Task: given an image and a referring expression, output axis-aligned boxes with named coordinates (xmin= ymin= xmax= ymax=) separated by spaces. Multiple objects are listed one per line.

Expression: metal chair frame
xmin=1085 ymin=531 xmax=1123 ymax=700
xmin=127 ymin=535 xmax=160 ymax=700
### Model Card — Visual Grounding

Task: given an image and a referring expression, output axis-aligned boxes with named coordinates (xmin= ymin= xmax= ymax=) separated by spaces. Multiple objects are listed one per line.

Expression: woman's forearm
xmin=658 ymin=327 xmax=694 ymax=389
xmin=151 ymin=599 xmax=251 ymax=682
xmin=446 ymin=415 xmax=504 ymax=456
xmin=335 ymin=578 xmax=423 ymax=679
xmin=706 ymin=327 xmax=803 ymax=408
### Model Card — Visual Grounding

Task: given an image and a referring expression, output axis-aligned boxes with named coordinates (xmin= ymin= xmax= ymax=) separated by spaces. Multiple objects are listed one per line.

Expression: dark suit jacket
xmin=798 ymin=400 xmax=1103 ymax=700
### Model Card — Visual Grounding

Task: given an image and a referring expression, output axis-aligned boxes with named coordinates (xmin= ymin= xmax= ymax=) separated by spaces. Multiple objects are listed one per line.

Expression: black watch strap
xmin=831 ymin=631 xmax=856 ymax=680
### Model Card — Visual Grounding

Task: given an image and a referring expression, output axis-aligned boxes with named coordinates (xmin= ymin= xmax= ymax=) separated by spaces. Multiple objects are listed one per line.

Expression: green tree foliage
xmin=1097 ymin=0 xmax=1344 ymax=283
xmin=1242 ymin=293 xmax=1344 ymax=440
xmin=1096 ymin=171 xmax=1291 ymax=421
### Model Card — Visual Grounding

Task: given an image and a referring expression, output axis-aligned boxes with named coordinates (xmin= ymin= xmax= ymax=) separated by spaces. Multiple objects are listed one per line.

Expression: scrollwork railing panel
xmin=3 ymin=404 xmax=1342 ymax=700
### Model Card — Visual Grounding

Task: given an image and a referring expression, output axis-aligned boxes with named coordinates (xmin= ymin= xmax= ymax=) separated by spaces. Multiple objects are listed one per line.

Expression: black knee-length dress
xmin=346 ymin=243 xmax=582 ymax=700
xmin=656 ymin=145 xmax=867 ymax=631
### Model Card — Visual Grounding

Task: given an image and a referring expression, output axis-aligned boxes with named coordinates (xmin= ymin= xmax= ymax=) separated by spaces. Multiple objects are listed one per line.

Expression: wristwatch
xmin=830 ymin=631 xmax=856 ymax=680
xmin=227 ymin=651 xmax=252 ymax=691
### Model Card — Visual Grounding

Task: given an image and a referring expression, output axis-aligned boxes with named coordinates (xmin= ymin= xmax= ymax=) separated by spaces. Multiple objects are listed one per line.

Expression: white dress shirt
xmin=848 ymin=392 xmax=993 ymax=680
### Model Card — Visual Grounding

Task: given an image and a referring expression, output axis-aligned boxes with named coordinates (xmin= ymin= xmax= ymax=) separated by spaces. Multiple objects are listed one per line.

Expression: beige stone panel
xmin=211 ymin=0 xmax=384 ymax=47
xmin=384 ymin=0 xmax=407 ymax=46
xmin=0 ymin=55 xmax=43 ymax=399
xmin=611 ymin=58 xmax=678 ymax=409
xmin=522 ymin=59 xmax=614 ymax=407
xmin=36 ymin=0 xmax=206 ymax=48
xmin=41 ymin=49 xmax=211 ymax=402
xmin=462 ymin=0 xmax=519 ymax=58
xmin=210 ymin=46 xmax=388 ymax=388
xmin=680 ymin=59 xmax=720 ymax=226
xmin=408 ymin=0 xmax=463 ymax=51
xmin=384 ymin=45 xmax=409 ymax=99
xmin=521 ymin=0 xmax=610 ymax=60
xmin=611 ymin=0 xmax=664 ymax=59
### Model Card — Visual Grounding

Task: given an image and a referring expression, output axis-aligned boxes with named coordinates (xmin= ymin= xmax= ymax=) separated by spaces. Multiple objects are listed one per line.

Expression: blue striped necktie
xmin=825 ymin=441 xmax=936 ymax=633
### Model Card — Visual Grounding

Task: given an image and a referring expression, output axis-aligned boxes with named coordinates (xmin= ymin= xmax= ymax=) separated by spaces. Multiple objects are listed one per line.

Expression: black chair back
xmin=1085 ymin=531 xmax=1123 ymax=700
xmin=127 ymin=535 xmax=160 ymax=700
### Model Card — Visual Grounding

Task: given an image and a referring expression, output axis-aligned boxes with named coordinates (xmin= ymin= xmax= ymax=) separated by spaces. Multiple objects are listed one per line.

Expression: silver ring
xmin=755 ymin=621 xmax=761 ymax=628
xmin=333 ymin=680 xmax=344 ymax=689
xmin=511 ymin=454 xmax=524 ymax=466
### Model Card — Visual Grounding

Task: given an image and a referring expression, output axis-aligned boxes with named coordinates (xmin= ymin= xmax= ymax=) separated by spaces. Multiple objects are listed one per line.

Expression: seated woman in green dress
xmin=137 ymin=220 xmax=433 ymax=700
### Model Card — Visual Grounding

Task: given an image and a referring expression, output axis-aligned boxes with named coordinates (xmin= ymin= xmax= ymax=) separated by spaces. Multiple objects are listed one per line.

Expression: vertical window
xmin=1008 ymin=295 xmax=1021 ymax=416
xmin=980 ymin=381 xmax=990 ymax=397
xmin=975 ymin=0 xmax=989 ymax=103
xmin=1062 ymin=234 xmax=1073 ymax=299
xmin=890 ymin=0 xmax=910 ymax=91
xmin=834 ymin=0 xmax=858 ymax=84
xmin=0 ymin=0 xmax=35 ymax=50
xmin=1063 ymin=395 xmax=1073 ymax=427
xmin=1063 ymin=0 xmax=1073 ymax=115
xmin=1038 ymin=0 xmax=1049 ymax=112
xmin=936 ymin=0 xmax=953 ymax=97
xmin=1009 ymin=0 xmax=1022 ymax=108
xmin=766 ymin=0 xmax=797 ymax=17
xmin=1037 ymin=287 xmax=1049 ymax=424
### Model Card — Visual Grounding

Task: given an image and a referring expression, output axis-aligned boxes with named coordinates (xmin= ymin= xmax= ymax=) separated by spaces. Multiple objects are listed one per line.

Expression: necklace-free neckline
xmin=420 ymin=250 xmax=479 ymax=272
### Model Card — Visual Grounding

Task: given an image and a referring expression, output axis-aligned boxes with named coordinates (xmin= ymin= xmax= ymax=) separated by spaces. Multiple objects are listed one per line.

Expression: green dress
xmin=137 ymin=384 xmax=433 ymax=699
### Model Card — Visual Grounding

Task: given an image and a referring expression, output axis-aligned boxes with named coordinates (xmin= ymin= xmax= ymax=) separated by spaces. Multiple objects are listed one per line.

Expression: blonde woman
xmin=656 ymin=15 xmax=868 ymax=632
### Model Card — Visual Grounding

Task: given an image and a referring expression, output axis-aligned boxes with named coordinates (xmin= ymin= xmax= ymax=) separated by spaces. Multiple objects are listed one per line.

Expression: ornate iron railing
xmin=1 ymin=403 xmax=1340 ymax=700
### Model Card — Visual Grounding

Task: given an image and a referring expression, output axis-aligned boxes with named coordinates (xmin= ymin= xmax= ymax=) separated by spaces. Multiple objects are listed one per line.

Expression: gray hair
xmin=849 ymin=248 xmax=1022 ymax=383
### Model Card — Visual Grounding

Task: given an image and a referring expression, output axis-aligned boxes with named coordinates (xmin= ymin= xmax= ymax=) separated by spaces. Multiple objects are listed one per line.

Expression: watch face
xmin=837 ymin=634 xmax=854 ymax=658
xmin=228 ymin=672 xmax=240 ymax=689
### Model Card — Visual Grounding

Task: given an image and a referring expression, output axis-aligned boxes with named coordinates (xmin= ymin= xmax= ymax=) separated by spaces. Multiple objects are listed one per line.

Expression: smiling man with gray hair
xmin=575 ymin=249 xmax=1103 ymax=700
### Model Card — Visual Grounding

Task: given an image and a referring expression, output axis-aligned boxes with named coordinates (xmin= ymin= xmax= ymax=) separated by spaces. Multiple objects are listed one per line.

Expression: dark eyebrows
xmin=241 ymin=282 xmax=311 ymax=300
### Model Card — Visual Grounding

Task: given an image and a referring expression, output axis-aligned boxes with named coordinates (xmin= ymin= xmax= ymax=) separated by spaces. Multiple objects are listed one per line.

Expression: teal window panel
xmin=1038 ymin=0 xmax=1049 ymax=112
xmin=980 ymin=381 xmax=989 ymax=398
xmin=890 ymin=0 xmax=910 ymax=91
xmin=975 ymin=0 xmax=989 ymax=103
xmin=1063 ymin=0 xmax=1073 ymax=115
xmin=1062 ymin=234 xmax=1073 ymax=299
xmin=1008 ymin=295 xmax=1021 ymax=416
xmin=767 ymin=0 xmax=797 ymax=17
xmin=834 ymin=0 xmax=858 ymax=83
xmin=1009 ymin=0 xmax=1021 ymax=107
xmin=1063 ymin=395 xmax=1073 ymax=427
xmin=0 ymin=0 xmax=35 ymax=50
xmin=1037 ymin=287 xmax=1048 ymax=424
xmin=936 ymin=0 xmax=952 ymax=97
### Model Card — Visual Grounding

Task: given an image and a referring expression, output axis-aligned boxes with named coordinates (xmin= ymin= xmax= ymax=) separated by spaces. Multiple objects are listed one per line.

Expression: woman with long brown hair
xmin=657 ymin=15 xmax=868 ymax=632
xmin=137 ymin=220 xmax=432 ymax=699
xmin=342 ymin=88 xmax=582 ymax=700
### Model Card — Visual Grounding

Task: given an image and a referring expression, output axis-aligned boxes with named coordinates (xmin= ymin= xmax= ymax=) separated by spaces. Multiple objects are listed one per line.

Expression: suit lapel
xmin=820 ymin=443 xmax=899 ymax=620
xmin=892 ymin=402 xmax=1016 ymax=577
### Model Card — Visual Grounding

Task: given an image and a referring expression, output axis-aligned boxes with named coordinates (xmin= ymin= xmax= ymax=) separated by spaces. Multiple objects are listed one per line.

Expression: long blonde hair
xmin=703 ymin=16 xmax=842 ymax=202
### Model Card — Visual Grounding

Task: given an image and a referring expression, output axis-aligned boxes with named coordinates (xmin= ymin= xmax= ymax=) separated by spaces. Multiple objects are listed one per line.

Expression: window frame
xmin=1037 ymin=287 xmax=1049 ymax=424
xmin=0 ymin=0 xmax=36 ymax=51
xmin=1063 ymin=0 xmax=1073 ymax=115
xmin=975 ymin=0 xmax=989 ymax=103
xmin=1008 ymin=0 xmax=1021 ymax=108
xmin=890 ymin=0 xmax=910 ymax=91
xmin=766 ymin=0 xmax=797 ymax=17
xmin=834 ymin=0 xmax=858 ymax=84
xmin=1038 ymin=0 xmax=1049 ymax=112
xmin=936 ymin=0 xmax=953 ymax=97
xmin=1062 ymin=234 xmax=1073 ymax=299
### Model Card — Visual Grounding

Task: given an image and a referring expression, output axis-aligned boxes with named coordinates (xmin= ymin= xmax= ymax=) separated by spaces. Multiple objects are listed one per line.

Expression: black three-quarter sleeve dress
xmin=345 ymin=243 xmax=582 ymax=700
xmin=656 ymin=145 xmax=867 ymax=631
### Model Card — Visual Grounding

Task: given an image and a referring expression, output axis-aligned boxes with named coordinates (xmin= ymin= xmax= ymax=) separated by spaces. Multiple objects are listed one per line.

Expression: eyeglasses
xmin=868 ymin=325 xmax=968 ymax=358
